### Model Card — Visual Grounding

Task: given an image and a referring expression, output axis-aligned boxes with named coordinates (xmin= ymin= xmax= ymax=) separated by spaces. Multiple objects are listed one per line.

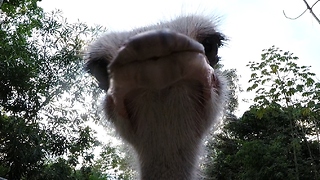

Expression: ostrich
xmin=85 ymin=15 xmax=227 ymax=179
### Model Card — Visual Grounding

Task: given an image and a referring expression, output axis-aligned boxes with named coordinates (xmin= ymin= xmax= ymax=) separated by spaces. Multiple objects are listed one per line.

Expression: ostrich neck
xmin=114 ymin=81 xmax=214 ymax=180
xmin=138 ymin=145 xmax=200 ymax=180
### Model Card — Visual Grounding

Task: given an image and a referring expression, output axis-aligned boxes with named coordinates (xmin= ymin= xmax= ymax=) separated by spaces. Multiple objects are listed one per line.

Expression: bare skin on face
xmin=85 ymin=15 xmax=226 ymax=180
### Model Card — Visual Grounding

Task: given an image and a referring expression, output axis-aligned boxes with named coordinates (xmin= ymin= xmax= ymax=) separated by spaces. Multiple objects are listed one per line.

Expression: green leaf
xmin=296 ymin=85 xmax=303 ymax=92
xmin=287 ymin=81 xmax=293 ymax=86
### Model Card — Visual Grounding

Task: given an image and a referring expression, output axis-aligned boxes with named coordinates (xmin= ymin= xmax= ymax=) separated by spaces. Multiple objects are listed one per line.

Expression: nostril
xmin=150 ymin=56 xmax=160 ymax=61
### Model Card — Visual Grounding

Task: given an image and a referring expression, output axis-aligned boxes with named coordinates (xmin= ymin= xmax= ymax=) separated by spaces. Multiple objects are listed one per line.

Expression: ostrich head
xmin=85 ymin=15 xmax=227 ymax=180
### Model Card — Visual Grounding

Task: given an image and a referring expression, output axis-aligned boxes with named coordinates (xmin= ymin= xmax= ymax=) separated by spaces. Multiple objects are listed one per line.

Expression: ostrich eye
xmin=201 ymin=33 xmax=224 ymax=67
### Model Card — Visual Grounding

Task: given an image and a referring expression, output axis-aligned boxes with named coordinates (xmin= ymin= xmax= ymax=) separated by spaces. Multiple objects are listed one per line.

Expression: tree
xmin=247 ymin=46 xmax=320 ymax=179
xmin=207 ymin=104 xmax=320 ymax=180
xmin=0 ymin=1 xmax=134 ymax=179
xmin=205 ymin=46 xmax=320 ymax=179
xmin=0 ymin=1 xmax=105 ymax=179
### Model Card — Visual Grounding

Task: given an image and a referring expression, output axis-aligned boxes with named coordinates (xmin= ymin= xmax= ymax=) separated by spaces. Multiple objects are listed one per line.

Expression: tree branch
xmin=303 ymin=0 xmax=320 ymax=24
xmin=283 ymin=0 xmax=320 ymax=25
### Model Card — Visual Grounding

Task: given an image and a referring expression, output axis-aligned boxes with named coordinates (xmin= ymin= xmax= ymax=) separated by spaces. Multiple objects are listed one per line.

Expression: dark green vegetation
xmin=1 ymin=0 xmax=319 ymax=179
xmin=0 ymin=0 xmax=132 ymax=179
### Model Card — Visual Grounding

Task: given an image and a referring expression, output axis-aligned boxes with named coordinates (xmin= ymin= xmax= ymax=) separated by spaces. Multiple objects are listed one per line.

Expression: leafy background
xmin=0 ymin=0 xmax=319 ymax=179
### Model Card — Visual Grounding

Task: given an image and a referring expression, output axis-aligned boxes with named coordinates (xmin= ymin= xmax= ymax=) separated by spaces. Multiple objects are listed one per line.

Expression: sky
xmin=40 ymin=0 xmax=320 ymax=116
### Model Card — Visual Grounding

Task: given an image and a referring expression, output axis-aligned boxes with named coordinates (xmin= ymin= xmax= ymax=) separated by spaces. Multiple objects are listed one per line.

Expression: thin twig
xmin=283 ymin=8 xmax=307 ymax=20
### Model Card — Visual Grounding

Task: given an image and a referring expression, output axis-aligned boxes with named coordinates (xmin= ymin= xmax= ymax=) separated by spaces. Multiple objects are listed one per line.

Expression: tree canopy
xmin=204 ymin=46 xmax=320 ymax=180
xmin=0 ymin=0 xmax=132 ymax=179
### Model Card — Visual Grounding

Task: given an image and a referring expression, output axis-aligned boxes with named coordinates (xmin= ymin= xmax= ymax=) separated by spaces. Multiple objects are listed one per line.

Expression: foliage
xmin=204 ymin=46 xmax=320 ymax=179
xmin=91 ymin=145 xmax=135 ymax=180
xmin=0 ymin=0 xmax=130 ymax=179
xmin=247 ymin=46 xmax=320 ymax=110
xmin=0 ymin=115 xmax=45 ymax=179
xmin=206 ymin=105 xmax=320 ymax=180
xmin=224 ymin=68 xmax=240 ymax=118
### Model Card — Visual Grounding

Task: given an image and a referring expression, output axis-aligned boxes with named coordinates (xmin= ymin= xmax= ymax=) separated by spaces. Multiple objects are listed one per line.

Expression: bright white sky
xmin=40 ymin=0 xmax=320 ymax=116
